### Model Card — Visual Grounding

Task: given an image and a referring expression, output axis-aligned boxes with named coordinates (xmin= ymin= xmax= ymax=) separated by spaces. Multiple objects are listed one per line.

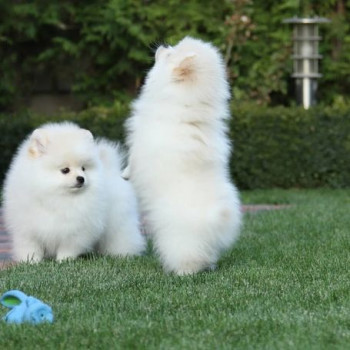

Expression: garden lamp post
xmin=283 ymin=17 xmax=330 ymax=109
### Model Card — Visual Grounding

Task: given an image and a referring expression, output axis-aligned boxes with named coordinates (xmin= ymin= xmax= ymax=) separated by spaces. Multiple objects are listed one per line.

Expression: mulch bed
xmin=243 ymin=204 xmax=291 ymax=213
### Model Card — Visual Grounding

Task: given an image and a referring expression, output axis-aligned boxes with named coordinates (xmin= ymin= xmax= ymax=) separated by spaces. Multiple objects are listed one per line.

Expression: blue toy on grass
xmin=0 ymin=290 xmax=53 ymax=324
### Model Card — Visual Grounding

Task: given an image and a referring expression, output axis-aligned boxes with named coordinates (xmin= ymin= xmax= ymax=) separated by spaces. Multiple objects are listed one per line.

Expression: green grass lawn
xmin=0 ymin=189 xmax=349 ymax=349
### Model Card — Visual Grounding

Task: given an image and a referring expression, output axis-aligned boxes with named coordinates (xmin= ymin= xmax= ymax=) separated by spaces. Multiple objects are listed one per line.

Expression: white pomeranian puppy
xmin=124 ymin=36 xmax=242 ymax=275
xmin=3 ymin=122 xmax=145 ymax=262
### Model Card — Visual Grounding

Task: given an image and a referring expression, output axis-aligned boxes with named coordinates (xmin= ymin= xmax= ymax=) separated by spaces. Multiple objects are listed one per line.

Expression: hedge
xmin=230 ymin=104 xmax=350 ymax=189
xmin=1 ymin=104 xmax=350 ymax=189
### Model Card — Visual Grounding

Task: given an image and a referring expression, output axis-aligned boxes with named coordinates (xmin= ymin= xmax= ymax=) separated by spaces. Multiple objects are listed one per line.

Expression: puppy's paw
xmin=171 ymin=260 xmax=217 ymax=276
xmin=56 ymin=250 xmax=81 ymax=262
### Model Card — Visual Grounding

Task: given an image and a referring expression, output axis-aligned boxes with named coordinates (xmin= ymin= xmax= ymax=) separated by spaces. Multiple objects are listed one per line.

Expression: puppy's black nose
xmin=76 ymin=176 xmax=85 ymax=184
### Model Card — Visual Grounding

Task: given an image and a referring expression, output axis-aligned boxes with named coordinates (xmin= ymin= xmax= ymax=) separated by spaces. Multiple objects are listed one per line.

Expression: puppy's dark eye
xmin=82 ymin=166 xmax=85 ymax=171
xmin=61 ymin=168 xmax=70 ymax=174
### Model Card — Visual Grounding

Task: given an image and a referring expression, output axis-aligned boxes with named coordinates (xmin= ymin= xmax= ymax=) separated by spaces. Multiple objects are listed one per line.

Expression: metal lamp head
xmin=283 ymin=17 xmax=330 ymax=109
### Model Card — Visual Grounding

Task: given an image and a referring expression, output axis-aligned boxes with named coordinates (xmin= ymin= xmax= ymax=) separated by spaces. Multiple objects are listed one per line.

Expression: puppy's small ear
xmin=81 ymin=129 xmax=94 ymax=141
xmin=28 ymin=129 xmax=49 ymax=158
xmin=173 ymin=52 xmax=196 ymax=82
xmin=121 ymin=165 xmax=131 ymax=180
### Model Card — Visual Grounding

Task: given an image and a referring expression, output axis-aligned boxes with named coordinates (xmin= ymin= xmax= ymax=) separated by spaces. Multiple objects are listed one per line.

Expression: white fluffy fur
xmin=3 ymin=122 xmax=145 ymax=262
xmin=95 ymin=138 xmax=145 ymax=256
xmin=125 ymin=36 xmax=242 ymax=275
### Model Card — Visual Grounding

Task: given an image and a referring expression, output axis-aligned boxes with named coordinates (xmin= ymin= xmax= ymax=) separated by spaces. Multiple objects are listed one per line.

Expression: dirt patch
xmin=242 ymin=204 xmax=292 ymax=213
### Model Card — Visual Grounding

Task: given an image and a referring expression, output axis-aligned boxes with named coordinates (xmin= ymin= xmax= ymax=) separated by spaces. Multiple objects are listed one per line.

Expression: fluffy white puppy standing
xmin=124 ymin=36 xmax=242 ymax=275
xmin=3 ymin=122 xmax=145 ymax=262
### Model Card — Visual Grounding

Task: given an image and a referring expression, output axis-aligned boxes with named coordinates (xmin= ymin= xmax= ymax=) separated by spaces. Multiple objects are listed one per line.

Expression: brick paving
xmin=0 ymin=208 xmax=13 ymax=269
xmin=0 ymin=204 xmax=290 ymax=267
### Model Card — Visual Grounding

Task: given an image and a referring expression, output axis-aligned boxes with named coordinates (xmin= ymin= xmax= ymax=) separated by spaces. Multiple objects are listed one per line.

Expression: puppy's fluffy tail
xmin=95 ymin=138 xmax=125 ymax=175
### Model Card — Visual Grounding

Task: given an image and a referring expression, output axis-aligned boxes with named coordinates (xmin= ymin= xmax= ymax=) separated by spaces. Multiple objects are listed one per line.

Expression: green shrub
xmin=1 ymin=104 xmax=350 ymax=189
xmin=0 ymin=1 xmax=238 ymax=108
xmin=3 ymin=1 xmax=350 ymax=109
xmin=0 ymin=112 xmax=33 ymax=182
xmin=230 ymin=104 xmax=350 ymax=189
